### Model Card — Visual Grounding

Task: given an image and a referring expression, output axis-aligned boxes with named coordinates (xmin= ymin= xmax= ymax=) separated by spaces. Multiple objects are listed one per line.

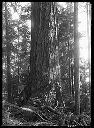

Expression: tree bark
xmin=31 ymin=2 xmax=50 ymax=90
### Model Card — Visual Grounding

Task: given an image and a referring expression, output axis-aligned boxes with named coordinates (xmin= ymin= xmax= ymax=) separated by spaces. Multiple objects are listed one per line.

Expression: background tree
xmin=74 ymin=2 xmax=80 ymax=115
xmin=5 ymin=2 xmax=13 ymax=103
xmin=56 ymin=2 xmax=74 ymax=101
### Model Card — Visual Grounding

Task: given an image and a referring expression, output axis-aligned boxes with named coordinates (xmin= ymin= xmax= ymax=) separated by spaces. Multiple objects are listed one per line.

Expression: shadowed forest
xmin=2 ymin=2 xmax=91 ymax=126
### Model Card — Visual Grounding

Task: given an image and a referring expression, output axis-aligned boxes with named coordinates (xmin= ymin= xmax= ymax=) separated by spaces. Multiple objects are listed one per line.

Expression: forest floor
xmin=2 ymin=100 xmax=91 ymax=126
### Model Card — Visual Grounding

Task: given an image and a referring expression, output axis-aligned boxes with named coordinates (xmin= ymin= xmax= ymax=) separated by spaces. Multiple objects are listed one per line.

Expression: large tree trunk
xmin=17 ymin=2 xmax=51 ymax=106
xmin=31 ymin=2 xmax=51 ymax=93
xmin=74 ymin=2 xmax=80 ymax=115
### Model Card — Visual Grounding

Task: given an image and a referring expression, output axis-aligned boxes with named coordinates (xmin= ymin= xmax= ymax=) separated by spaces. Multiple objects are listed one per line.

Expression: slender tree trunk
xmin=87 ymin=2 xmax=91 ymax=112
xmin=17 ymin=20 xmax=20 ymax=96
xmin=70 ymin=48 xmax=75 ymax=99
xmin=68 ymin=41 xmax=71 ymax=96
xmin=5 ymin=3 xmax=12 ymax=103
xmin=74 ymin=2 xmax=80 ymax=115
xmin=71 ymin=62 xmax=74 ymax=99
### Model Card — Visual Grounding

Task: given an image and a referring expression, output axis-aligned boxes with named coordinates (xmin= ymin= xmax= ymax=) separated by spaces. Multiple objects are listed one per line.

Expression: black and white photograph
xmin=2 ymin=2 xmax=91 ymax=126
